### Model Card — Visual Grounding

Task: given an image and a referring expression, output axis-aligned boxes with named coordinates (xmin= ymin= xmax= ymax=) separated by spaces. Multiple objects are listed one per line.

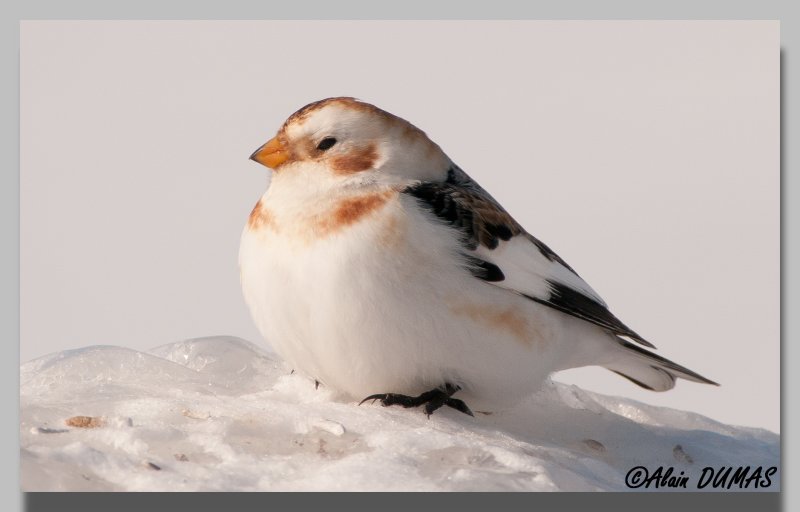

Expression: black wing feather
xmin=524 ymin=282 xmax=654 ymax=348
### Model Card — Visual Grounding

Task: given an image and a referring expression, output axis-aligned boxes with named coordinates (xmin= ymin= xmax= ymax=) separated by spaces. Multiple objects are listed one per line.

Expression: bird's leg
xmin=359 ymin=383 xmax=474 ymax=418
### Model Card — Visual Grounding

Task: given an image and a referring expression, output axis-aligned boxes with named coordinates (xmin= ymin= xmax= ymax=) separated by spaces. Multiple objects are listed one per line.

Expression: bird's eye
xmin=316 ymin=137 xmax=337 ymax=151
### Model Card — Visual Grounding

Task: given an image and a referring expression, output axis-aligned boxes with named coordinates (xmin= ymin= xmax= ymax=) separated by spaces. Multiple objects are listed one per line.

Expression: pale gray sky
xmin=20 ymin=21 xmax=779 ymax=432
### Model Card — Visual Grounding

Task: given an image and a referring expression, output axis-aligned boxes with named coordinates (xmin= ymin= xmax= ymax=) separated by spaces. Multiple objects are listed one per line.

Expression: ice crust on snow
xmin=20 ymin=336 xmax=780 ymax=491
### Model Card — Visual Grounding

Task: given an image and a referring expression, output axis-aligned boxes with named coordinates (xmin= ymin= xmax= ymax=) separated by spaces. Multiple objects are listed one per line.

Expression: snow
xmin=20 ymin=336 xmax=779 ymax=492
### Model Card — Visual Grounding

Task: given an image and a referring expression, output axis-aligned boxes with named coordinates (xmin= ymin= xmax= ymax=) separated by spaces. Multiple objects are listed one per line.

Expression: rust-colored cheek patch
xmin=247 ymin=200 xmax=276 ymax=231
xmin=313 ymin=190 xmax=395 ymax=236
xmin=450 ymin=302 xmax=534 ymax=345
xmin=330 ymin=143 xmax=379 ymax=175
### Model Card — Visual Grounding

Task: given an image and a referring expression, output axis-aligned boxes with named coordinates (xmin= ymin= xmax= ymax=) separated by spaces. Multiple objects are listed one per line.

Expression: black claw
xmin=423 ymin=398 xmax=445 ymax=417
xmin=358 ymin=383 xmax=473 ymax=418
xmin=358 ymin=393 xmax=387 ymax=406
xmin=315 ymin=380 xmax=320 ymax=390
xmin=445 ymin=398 xmax=474 ymax=417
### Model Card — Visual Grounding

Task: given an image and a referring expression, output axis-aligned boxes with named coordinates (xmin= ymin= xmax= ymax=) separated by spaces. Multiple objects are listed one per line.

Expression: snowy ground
xmin=20 ymin=336 xmax=780 ymax=492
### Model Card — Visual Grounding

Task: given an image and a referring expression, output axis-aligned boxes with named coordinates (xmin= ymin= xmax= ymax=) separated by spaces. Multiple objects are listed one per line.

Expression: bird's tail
xmin=603 ymin=337 xmax=719 ymax=392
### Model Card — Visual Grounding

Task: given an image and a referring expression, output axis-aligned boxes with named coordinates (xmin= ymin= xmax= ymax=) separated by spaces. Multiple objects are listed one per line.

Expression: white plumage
xmin=239 ymin=97 xmax=716 ymax=415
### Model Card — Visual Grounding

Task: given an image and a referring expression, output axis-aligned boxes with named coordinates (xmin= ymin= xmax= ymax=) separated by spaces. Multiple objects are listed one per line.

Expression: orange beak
xmin=249 ymin=136 xmax=289 ymax=169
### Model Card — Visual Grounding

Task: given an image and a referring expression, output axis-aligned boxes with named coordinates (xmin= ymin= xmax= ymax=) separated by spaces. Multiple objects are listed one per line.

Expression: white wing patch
xmin=473 ymin=236 xmax=606 ymax=306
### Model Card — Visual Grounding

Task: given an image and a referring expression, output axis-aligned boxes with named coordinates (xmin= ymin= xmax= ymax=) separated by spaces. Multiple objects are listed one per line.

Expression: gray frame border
xmin=24 ymin=492 xmax=783 ymax=511
xmin=4 ymin=1 xmax=793 ymax=511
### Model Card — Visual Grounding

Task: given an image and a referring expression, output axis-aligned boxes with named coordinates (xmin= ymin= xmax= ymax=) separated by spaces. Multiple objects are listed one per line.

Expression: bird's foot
xmin=359 ymin=383 xmax=474 ymax=418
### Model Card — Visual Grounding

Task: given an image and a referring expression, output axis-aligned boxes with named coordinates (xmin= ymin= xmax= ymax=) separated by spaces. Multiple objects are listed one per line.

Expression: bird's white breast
xmin=239 ymin=185 xmax=589 ymax=407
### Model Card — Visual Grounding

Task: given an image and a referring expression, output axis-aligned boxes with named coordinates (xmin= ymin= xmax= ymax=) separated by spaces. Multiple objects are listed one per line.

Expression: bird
xmin=239 ymin=97 xmax=717 ymax=417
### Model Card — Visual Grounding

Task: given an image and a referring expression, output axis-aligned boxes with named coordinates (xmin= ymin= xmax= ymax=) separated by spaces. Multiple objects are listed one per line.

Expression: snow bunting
xmin=240 ymin=97 xmax=716 ymax=416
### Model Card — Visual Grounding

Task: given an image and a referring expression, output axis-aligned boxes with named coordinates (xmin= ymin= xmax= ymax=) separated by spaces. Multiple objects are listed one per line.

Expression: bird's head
xmin=250 ymin=97 xmax=450 ymax=187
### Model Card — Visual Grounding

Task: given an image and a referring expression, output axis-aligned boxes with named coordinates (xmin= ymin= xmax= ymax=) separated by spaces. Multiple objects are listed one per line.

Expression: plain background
xmin=20 ymin=21 xmax=779 ymax=432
